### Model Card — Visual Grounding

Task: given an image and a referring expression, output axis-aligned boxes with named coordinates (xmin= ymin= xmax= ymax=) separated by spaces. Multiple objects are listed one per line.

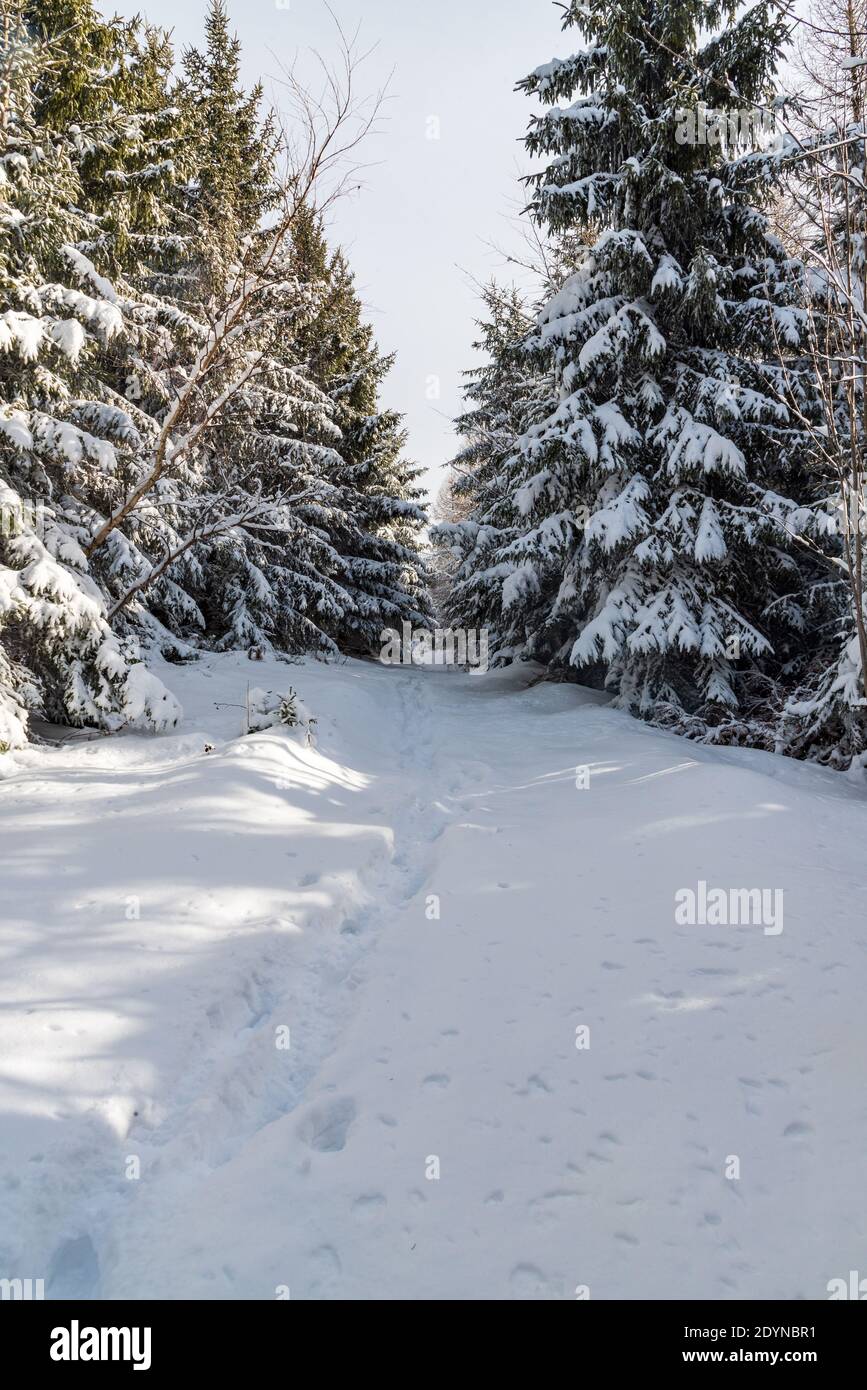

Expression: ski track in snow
xmin=1 ymin=652 xmax=866 ymax=1300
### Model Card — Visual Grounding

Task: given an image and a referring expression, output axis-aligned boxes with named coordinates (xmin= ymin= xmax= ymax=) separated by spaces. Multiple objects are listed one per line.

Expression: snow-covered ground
xmin=1 ymin=653 xmax=866 ymax=1300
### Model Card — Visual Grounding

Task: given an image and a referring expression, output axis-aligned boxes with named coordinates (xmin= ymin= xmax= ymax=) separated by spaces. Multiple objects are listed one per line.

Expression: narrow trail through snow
xmin=1 ymin=654 xmax=866 ymax=1299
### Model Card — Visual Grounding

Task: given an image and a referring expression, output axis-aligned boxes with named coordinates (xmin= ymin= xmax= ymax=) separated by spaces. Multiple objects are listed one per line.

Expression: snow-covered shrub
xmin=245 ymin=686 xmax=315 ymax=740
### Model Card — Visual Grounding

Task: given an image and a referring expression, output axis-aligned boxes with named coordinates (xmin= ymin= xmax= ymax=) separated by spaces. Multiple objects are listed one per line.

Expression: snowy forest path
xmin=0 ymin=654 xmax=460 ymax=1298
xmin=2 ymin=654 xmax=867 ymax=1299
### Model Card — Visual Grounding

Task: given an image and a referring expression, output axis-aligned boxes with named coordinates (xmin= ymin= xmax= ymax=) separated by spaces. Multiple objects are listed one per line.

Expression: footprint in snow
xmin=509 ymin=1263 xmax=556 ymax=1299
xmin=523 ymin=1074 xmax=552 ymax=1095
xmin=352 ymin=1193 xmax=387 ymax=1221
xmin=783 ymin=1120 xmax=813 ymax=1137
xmin=297 ymin=1097 xmax=356 ymax=1153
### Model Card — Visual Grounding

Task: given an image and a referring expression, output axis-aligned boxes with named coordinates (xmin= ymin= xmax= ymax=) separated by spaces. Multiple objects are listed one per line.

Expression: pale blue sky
xmin=103 ymin=0 xmax=566 ymax=498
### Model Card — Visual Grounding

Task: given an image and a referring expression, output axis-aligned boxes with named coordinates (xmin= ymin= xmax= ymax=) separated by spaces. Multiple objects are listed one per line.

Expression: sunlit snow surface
xmin=0 ymin=652 xmax=865 ymax=1299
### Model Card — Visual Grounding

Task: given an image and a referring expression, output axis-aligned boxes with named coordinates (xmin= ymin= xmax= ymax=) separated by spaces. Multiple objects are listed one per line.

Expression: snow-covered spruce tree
xmin=176 ymin=0 xmax=277 ymax=303
xmin=76 ymin=226 xmax=358 ymax=662
xmin=0 ymin=9 xmax=179 ymax=746
xmin=123 ymin=13 xmax=356 ymax=657
xmin=185 ymin=244 xmax=358 ymax=657
xmin=23 ymin=0 xmax=132 ymax=129
xmin=53 ymin=6 xmax=358 ymax=662
xmin=322 ymin=286 xmax=433 ymax=652
xmin=76 ymin=22 xmax=194 ymax=300
xmin=427 ymin=468 xmax=471 ymax=614
xmin=433 ymin=280 xmax=558 ymax=649
xmin=24 ymin=0 xmax=197 ymax=302
xmin=763 ymin=0 xmax=867 ymax=768
xmin=10 ymin=2 xmax=223 ymax=656
xmin=13 ymin=3 xmax=223 ymax=654
xmin=95 ymin=5 xmax=400 ymax=661
xmin=285 ymin=208 xmax=432 ymax=652
xmin=457 ymin=0 xmax=825 ymax=734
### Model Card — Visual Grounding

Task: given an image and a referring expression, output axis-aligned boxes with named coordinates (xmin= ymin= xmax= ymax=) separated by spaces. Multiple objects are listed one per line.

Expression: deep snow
xmin=1 ymin=653 xmax=866 ymax=1300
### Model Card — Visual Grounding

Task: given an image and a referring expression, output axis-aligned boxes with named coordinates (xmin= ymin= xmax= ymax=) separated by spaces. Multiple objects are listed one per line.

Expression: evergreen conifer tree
xmin=0 ymin=6 xmax=179 ymax=745
xmin=288 ymin=208 xmax=432 ymax=652
xmin=445 ymin=0 xmax=824 ymax=734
